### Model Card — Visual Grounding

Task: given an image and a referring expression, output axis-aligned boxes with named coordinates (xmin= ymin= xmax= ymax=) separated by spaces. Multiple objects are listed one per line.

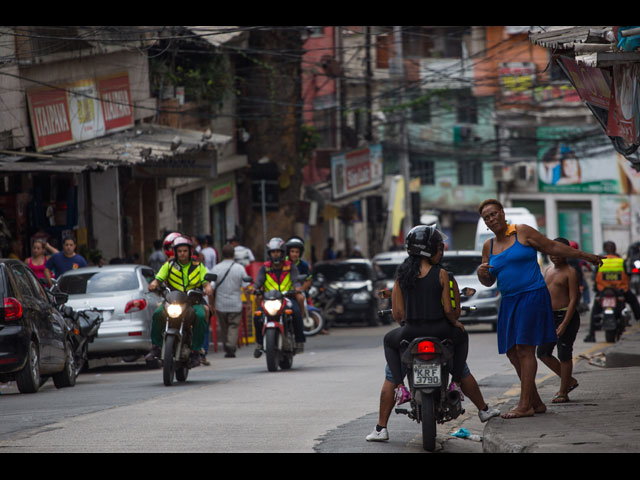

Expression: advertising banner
xmin=331 ymin=144 xmax=383 ymax=200
xmin=27 ymin=72 xmax=134 ymax=152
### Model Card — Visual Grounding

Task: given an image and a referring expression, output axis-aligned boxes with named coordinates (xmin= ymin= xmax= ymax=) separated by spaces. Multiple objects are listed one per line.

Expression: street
xmin=1 ymin=314 xmax=605 ymax=454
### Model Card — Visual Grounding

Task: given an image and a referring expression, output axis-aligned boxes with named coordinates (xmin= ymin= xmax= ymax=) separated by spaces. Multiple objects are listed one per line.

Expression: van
xmin=474 ymin=207 xmax=539 ymax=252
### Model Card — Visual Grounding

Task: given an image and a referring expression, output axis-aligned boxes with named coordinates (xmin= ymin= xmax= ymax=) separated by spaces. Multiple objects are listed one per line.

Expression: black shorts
xmin=536 ymin=310 xmax=580 ymax=362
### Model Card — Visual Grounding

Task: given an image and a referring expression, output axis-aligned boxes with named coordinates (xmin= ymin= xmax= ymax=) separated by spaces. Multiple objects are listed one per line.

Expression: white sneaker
xmin=478 ymin=406 xmax=501 ymax=423
xmin=365 ymin=426 xmax=389 ymax=442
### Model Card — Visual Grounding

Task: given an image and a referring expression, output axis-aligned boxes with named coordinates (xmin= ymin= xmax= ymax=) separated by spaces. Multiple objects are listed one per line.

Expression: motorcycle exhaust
xmin=445 ymin=390 xmax=464 ymax=417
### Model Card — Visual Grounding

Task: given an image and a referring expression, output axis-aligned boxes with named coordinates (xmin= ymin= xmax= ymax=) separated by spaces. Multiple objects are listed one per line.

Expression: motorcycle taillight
xmin=417 ymin=340 xmax=436 ymax=361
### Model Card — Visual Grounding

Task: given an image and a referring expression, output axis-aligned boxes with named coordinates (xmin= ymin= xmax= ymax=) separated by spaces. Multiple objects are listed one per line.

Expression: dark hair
xmin=554 ymin=237 xmax=569 ymax=246
xmin=478 ymin=198 xmax=503 ymax=215
xmin=222 ymin=243 xmax=235 ymax=259
xmin=153 ymin=239 xmax=162 ymax=250
xmin=396 ymin=255 xmax=423 ymax=292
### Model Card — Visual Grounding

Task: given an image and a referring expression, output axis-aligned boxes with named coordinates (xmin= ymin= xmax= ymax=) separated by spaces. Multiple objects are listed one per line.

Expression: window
xmin=411 ymin=152 xmax=435 ymax=185
xmin=59 ymin=271 xmax=140 ymax=295
xmin=458 ymin=160 xmax=483 ymax=186
xmin=10 ymin=264 xmax=35 ymax=299
xmin=456 ymin=90 xmax=477 ymax=124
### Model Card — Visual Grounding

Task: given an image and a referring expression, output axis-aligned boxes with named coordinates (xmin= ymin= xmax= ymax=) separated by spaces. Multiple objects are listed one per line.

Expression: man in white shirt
xmin=198 ymin=235 xmax=218 ymax=271
xmin=211 ymin=244 xmax=251 ymax=357
xmin=227 ymin=234 xmax=255 ymax=267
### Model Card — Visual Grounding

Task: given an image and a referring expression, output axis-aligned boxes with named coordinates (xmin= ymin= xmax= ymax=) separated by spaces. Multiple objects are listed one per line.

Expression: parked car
xmin=311 ymin=259 xmax=380 ymax=326
xmin=371 ymin=249 xmax=500 ymax=331
xmin=440 ymin=251 xmax=500 ymax=331
xmin=56 ymin=265 xmax=161 ymax=362
xmin=0 ymin=259 xmax=76 ymax=393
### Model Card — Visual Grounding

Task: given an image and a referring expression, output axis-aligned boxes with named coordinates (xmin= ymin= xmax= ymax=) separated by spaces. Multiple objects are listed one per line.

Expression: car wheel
xmin=53 ymin=340 xmax=77 ymax=388
xmin=15 ymin=340 xmax=41 ymax=394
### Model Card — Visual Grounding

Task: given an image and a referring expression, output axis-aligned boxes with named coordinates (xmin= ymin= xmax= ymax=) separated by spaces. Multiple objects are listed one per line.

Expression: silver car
xmin=57 ymin=265 xmax=162 ymax=362
xmin=440 ymin=251 xmax=500 ymax=332
xmin=372 ymin=250 xmax=500 ymax=331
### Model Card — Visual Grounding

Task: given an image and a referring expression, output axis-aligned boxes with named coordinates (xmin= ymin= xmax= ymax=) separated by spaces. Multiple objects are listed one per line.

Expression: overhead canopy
xmin=0 ymin=124 xmax=232 ymax=176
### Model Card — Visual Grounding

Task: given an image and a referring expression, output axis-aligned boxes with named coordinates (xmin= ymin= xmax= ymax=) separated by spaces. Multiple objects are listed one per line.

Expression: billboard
xmin=27 ymin=72 xmax=134 ymax=152
xmin=331 ymin=144 xmax=383 ymax=200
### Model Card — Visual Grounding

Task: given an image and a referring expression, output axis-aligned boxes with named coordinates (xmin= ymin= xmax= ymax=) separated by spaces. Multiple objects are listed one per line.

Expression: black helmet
xmin=285 ymin=236 xmax=305 ymax=256
xmin=405 ymin=225 xmax=447 ymax=258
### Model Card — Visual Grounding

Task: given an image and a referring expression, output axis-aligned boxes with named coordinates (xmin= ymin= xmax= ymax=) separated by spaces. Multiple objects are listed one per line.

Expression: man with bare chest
xmin=536 ymin=237 xmax=581 ymax=403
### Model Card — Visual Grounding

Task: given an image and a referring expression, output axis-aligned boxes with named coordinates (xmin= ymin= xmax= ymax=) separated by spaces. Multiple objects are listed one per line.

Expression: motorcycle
xmin=309 ymin=283 xmax=339 ymax=329
xmin=593 ymin=287 xmax=629 ymax=343
xmin=159 ymin=273 xmax=216 ymax=386
xmin=47 ymin=281 xmax=103 ymax=379
xmin=377 ymin=288 xmax=476 ymax=452
xmin=630 ymin=260 xmax=640 ymax=296
xmin=303 ymin=287 xmax=325 ymax=336
xmin=61 ymin=306 xmax=103 ymax=377
xmin=254 ymin=289 xmax=298 ymax=372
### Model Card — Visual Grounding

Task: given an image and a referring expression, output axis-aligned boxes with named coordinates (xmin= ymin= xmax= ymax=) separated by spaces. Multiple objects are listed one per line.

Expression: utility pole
xmin=365 ymin=26 xmax=373 ymax=143
xmin=392 ymin=26 xmax=413 ymax=232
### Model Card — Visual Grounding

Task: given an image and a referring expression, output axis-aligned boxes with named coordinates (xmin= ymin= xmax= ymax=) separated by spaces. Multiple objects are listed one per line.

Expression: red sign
xmin=28 ymin=88 xmax=73 ymax=150
xmin=98 ymin=73 xmax=134 ymax=131
xmin=559 ymin=57 xmax=611 ymax=109
xmin=606 ymin=64 xmax=640 ymax=144
xmin=345 ymin=149 xmax=372 ymax=191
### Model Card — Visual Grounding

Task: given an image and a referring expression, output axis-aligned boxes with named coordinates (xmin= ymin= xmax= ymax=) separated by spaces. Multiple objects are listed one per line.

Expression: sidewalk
xmin=482 ymin=323 xmax=640 ymax=453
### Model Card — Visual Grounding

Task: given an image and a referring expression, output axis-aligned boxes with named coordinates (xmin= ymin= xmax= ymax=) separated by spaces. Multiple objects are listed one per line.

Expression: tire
xmin=303 ymin=310 xmax=324 ymax=336
xmin=163 ymin=335 xmax=176 ymax=386
xmin=53 ymin=340 xmax=77 ymax=389
xmin=15 ymin=340 xmax=41 ymax=394
xmin=176 ymin=364 xmax=189 ymax=382
xmin=420 ymin=391 xmax=437 ymax=452
xmin=279 ymin=353 xmax=293 ymax=370
xmin=265 ymin=328 xmax=280 ymax=372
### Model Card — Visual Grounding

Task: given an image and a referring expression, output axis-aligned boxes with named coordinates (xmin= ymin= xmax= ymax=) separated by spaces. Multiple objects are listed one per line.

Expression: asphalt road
xmin=0 ymin=316 xmax=598 ymax=453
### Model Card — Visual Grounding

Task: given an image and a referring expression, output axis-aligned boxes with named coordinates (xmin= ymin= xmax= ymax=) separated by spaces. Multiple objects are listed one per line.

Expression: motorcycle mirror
xmin=461 ymin=287 xmax=476 ymax=297
xmin=205 ymin=273 xmax=217 ymax=282
xmin=54 ymin=292 xmax=69 ymax=306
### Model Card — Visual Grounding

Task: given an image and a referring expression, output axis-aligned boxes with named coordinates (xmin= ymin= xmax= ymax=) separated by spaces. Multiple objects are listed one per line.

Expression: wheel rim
xmin=30 ymin=343 xmax=40 ymax=381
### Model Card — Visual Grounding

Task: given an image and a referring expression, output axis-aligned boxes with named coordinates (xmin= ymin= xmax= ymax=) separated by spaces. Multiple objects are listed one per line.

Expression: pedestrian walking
xmin=477 ymin=199 xmax=602 ymax=419
xmin=148 ymin=239 xmax=167 ymax=273
xmin=198 ymin=235 xmax=218 ymax=271
xmin=44 ymin=237 xmax=88 ymax=285
xmin=210 ymin=244 xmax=252 ymax=357
xmin=536 ymin=237 xmax=581 ymax=404
xmin=227 ymin=234 xmax=255 ymax=267
xmin=322 ymin=237 xmax=336 ymax=260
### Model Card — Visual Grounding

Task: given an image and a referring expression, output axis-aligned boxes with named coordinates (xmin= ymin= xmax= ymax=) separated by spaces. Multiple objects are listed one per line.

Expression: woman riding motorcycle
xmin=383 ymin=225 xmax=469 ymax=399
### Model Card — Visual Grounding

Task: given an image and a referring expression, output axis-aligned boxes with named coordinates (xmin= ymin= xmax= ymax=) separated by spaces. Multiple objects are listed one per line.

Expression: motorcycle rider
xmin=285 ymin=236 xmax=316 ymax=327
xmin=145 ymin=235 xmax=213 ymax=367
xmin=383 ymin=225 xmax=469 ymax=400
xmin=251 ymin=237 xmax=306 ymax=357
xmin=585 ymin=240 xmax=640 ymax=342
xmin=162 ymin=232 xmax=181 ymax=260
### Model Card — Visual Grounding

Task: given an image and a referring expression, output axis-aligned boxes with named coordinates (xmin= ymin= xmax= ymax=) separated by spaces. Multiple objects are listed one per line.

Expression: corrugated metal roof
xmin=187 ymin=26 xmax=249 ymax=47
xmin=529 ymin=26 xmax=612 ymax=50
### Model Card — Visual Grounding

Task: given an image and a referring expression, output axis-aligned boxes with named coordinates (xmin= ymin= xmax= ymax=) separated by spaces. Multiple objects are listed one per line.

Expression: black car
xmin=311 ymin=259 xmax=381 ymax=326
xmin=0 ymin=259 xmax=76 ymax=393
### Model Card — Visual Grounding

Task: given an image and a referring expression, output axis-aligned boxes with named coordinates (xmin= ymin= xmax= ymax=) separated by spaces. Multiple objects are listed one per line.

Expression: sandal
xmin=567 ymin=381 xmax=579 ymax=393
xmin=552 ymin=393 xmax=570 ymax=403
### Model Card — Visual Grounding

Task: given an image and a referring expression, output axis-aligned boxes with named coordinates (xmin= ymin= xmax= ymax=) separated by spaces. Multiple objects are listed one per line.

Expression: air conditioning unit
xmin=514 ymin=162 xmax=534 ymax=182
xmin=492 ymin=163 xmax=513 ymax=182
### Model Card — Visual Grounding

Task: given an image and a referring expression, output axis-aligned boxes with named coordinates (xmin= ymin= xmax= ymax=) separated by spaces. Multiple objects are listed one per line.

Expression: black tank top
xmin=403 ymin=265 xmax=445 ymax=324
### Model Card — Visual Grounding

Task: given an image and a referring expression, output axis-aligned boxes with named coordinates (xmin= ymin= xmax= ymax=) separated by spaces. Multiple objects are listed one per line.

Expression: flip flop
xmin=567 ymin=382 xmax=579 ymax=393
xmin=552 ymin=393 xmax=570 ymax=404
xmin=500 ymin=408 xmax=535 ymax=419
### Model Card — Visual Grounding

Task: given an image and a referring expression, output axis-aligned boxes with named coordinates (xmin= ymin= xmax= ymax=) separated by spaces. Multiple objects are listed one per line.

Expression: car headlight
xmin=352 ymin=291 xmax=371 ymax=303
xmin=166 ymin=304 xmax=183 ymax=318
xmin=476 ymin=289 xmax=499 ymax=299
xmin=264 ymin=299 xmax=283 ymax=316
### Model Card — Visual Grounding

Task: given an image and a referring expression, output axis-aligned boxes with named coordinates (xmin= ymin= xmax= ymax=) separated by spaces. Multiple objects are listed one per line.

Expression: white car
xmin=372 ymin=250 xmax=500 ymax=331
xmin=57 ymin=265 xmax=162 ymax=362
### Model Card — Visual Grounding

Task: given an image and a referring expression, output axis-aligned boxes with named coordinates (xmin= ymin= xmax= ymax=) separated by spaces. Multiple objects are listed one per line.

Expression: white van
xmin=474 ymin=207 xmax=539 ymax=252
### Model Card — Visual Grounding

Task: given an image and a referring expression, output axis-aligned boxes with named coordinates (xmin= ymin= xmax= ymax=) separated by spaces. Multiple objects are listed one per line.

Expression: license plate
xmin=602 ymin=297 xmax=616 ymax=308
xmin=413 ymin=362 xmax=441 ymax=386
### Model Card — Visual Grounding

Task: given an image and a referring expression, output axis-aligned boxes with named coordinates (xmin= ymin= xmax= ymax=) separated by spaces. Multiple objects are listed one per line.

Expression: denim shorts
xmin=385 ymin=362 xmax=470 ymax=382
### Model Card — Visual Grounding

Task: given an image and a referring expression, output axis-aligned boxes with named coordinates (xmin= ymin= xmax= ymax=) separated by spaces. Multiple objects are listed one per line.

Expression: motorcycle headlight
xmin=166 ymin=304 xmax=183 ymax=318
xmin=264 ymin=299 xmax=283 ymax=316
xmin=352 ymin=291 xmax=371 ymax=303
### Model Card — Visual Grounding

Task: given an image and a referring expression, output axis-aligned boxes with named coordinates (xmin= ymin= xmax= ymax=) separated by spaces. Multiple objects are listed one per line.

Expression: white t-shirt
xmin=201 ymin=246 xmax=217 ymax=271
xmin=234 ymin=245 xmax=255 ymax=266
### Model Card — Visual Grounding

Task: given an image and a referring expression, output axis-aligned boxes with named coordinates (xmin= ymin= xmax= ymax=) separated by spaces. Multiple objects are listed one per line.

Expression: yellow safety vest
xmin=263 ymin=261 xmax=293 ymax=293
xmin=167 ymin=260 xmax=205 ymax=292
xmin=596 ymin=255 xmax=628 ymax=292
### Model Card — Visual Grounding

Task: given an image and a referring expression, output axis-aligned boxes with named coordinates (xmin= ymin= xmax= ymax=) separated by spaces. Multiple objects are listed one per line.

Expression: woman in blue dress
xmin=476 ymin=199 xmax=603 ymax=419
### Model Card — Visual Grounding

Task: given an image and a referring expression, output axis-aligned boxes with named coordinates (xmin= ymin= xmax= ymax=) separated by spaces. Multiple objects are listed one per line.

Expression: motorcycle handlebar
xmin=377 ymin=305 xmax=477 ymax=317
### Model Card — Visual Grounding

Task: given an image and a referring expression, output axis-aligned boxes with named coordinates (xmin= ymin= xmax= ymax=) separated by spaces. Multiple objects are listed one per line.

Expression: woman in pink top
xmin=25 ymin=239 xmax=58 ymax=283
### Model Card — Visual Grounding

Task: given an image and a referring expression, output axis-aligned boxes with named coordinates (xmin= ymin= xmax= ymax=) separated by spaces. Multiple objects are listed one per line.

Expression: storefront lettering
xmin=102 ymin=89 xmax=132 ymax=121
xmin=34 ymin=102 xmax=70 ymax=137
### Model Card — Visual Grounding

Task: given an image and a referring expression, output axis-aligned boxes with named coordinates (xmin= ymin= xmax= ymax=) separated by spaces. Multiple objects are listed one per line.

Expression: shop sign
xmin=331 ymin=144 xmax=383 ymax=200
xmin=211 ymin=180 xmax=234 ymax=205
xmin=27 ymin=72 xmax=134 ymax=152
xmin=607 ymin=64 xmax=640 ymax=145
xmin=558 ymin=57 xmax=611 ymax=109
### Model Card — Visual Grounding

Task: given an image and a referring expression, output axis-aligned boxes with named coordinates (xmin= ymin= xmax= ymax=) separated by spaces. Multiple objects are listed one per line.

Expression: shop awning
xmin=0 ymin=124 xmax=233 ymax=177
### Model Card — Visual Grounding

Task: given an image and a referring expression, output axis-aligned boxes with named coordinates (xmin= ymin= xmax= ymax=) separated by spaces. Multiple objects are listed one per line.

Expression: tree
xmin=235 ymin=28 xmax=304 ymax=259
